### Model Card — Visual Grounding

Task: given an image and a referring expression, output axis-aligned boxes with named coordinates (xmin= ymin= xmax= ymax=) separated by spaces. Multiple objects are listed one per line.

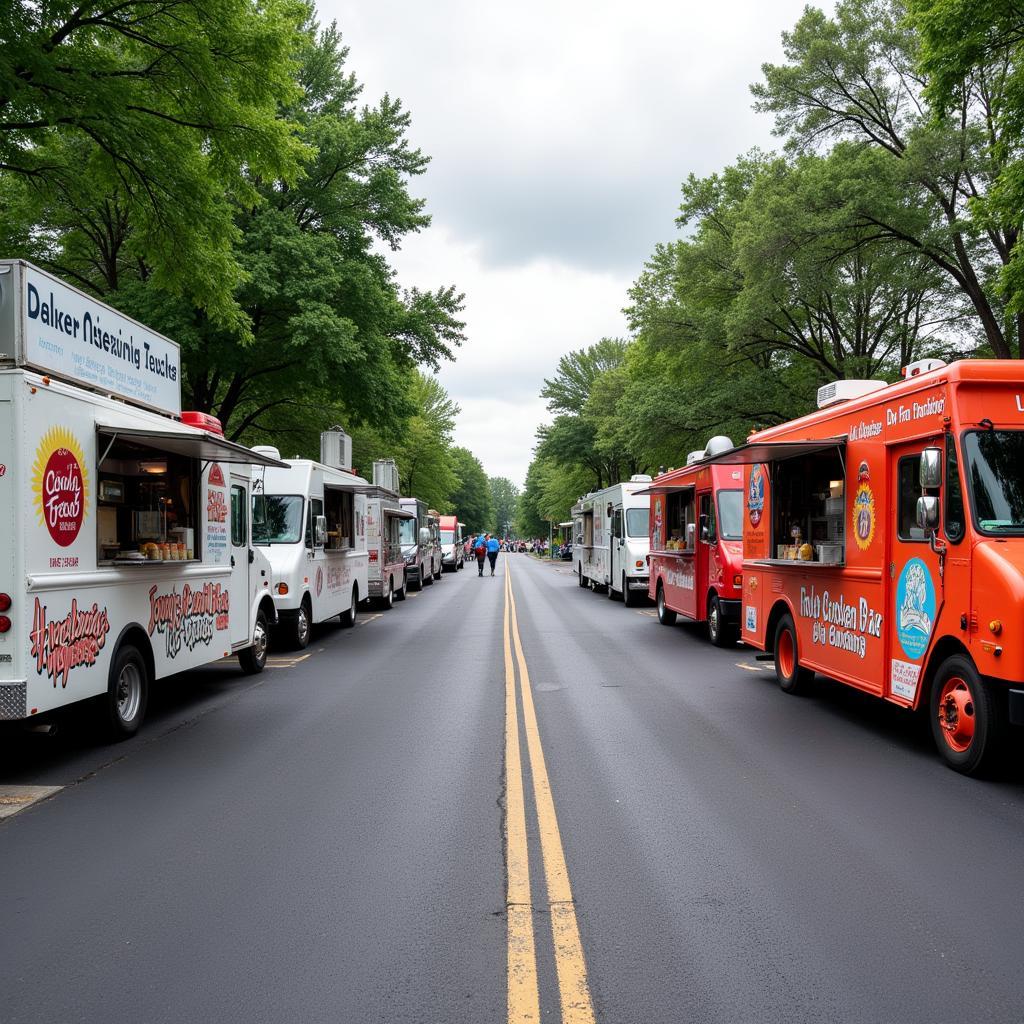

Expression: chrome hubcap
xmin=117 ymin=663 xmax=142 ymax=723
xmin=297 ymin=607 xmax=309 ymax=643
xmin=253 ymin=620 xmax=268 ymax=661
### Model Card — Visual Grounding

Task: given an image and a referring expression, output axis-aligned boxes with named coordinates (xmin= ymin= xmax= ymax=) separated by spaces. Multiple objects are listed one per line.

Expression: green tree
xmin=489 ymin=476 xmax=520 ymax=536
xmin=0 ymin=0 xmax=308 ymax=323
xmin=449 ymin=447 xmax=493 ymax=533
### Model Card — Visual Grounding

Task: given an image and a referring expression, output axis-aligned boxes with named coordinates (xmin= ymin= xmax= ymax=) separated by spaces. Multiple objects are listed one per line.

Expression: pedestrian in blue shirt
xmin=486 ymin=534 xmax=500 ymax=576
xmin=473 ymin=534 xmax=487 ymax=576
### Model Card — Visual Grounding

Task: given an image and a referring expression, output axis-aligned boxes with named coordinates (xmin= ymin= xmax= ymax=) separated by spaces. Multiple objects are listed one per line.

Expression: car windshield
xmin=963 ymin=430 xmax=1024 ymax=534
xmin=717 ymin=490 xmax=743 ymax=540
xmin=252 ymin=494 xmax=304 ymax=544
xmin=440 ymin=530 xmax=454 ymax=543
xmin=398 ymin=518 xmax=417 ymax=544
xmin=625 ymin=508 xmax=649 ymax=537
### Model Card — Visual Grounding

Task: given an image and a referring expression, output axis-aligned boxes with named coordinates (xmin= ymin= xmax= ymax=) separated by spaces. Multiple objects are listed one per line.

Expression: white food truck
xmin=0 ymin=260 xmax=283 ymax=738
xmin=250 ymin=428 xmax=369 ymax=648
xmin=399 ymin=496 xmax=438 ymax=590
xmin=574 ymin=476 xmax=653 ymax=605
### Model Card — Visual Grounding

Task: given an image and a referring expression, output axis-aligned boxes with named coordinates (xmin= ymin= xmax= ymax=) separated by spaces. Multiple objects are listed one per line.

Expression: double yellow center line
xmin=504 ymin=561 xmax=595 ymax=1024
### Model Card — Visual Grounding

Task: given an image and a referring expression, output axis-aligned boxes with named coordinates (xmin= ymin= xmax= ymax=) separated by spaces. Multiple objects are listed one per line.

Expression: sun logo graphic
xmin=32 ymin=427 xmax=89 ymax=547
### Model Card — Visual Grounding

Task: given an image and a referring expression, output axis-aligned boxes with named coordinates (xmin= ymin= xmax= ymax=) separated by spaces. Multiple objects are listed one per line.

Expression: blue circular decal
xmin=896 ymin=557 xmax=936 ymax=660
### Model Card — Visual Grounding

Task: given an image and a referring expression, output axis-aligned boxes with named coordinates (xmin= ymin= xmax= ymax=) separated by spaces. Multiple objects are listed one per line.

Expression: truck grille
xmin=0 ymin=682 xmax=27 ymax=720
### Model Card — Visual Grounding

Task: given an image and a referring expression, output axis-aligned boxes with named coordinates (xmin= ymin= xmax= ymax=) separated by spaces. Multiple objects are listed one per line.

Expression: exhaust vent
xmin=704 ymin=436 xmax=734 ymax=458
xmin=816 ymin=380 xmax=887 ymax=410
xmin=372 ymin=459 xmax=401 ymax=494
xmin=320 ymin=426 xmax=352 ymax=470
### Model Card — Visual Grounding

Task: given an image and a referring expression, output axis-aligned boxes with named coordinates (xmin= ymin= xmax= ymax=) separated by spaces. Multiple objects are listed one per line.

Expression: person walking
xmin=486 ymin=533 xmax=500 ymax=576
xmin=474 ymin=534 xmax=488 ymax=576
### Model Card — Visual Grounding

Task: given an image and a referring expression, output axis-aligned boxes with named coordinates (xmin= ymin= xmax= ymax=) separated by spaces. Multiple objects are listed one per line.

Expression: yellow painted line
xmin=506 ymin=564 xmax=596 ymax=1024
xmin=735 ymin=661 xmax=768 ymax=673
xmin=504 ymin=566 xmax=539 ymax=1023
xmin=358 ymin=613 xmax=384 ymax=626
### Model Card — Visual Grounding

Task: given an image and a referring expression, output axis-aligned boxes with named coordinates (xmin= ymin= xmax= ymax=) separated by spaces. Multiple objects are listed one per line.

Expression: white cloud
xmin=320 ymin=0 xmax=829 ymax=486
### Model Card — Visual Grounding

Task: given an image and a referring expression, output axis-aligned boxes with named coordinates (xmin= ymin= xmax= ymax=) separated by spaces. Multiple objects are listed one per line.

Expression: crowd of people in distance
xmin=461 ymin=535 xmax=553 ymax=575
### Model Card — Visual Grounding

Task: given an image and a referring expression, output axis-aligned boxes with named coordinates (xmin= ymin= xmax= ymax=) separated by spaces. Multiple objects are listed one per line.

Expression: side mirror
xmin=314 ymin=515 xmax=327 ymax=547
xmin=919 ymin=448 xmax=942 ymax=489
xmin=916 ymin=495 xmax=939 ymax=532
xmin=419 ymin=526 xmax=431 ymax=545
xmin=686 ymin=522 xmax=696 ymax=548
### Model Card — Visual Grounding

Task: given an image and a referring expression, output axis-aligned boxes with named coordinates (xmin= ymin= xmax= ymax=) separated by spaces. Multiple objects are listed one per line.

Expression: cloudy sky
xmin=324 ymin=0 xmax=826 ymax=487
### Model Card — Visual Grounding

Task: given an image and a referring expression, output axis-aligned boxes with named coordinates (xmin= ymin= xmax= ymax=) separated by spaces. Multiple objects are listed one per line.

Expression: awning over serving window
xmin=383 ymin=506 xmax=416 ymax=519
xmin=700 ymin=436 xmax=847 ymax=466
xmin=323 ymin=479 xmax=374 ymax=495
xmin=632 ymin=482 xmax=697 ymax=497
xmin=97 ymin=420 xmax=288 ymax=467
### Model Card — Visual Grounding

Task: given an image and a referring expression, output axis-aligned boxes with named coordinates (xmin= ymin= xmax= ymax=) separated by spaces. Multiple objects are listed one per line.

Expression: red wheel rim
xmin=937 ymin=677 xmax=975 ymax=753
xmin=778 ymin=628 xmax=795 ymax=679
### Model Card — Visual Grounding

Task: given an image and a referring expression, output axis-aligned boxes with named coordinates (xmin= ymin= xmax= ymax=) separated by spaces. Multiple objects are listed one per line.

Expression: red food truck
xmin=713 ymin=358 xmax=1024 ymax=774
xmin=643 ymin=437 xmax=745 ymax=646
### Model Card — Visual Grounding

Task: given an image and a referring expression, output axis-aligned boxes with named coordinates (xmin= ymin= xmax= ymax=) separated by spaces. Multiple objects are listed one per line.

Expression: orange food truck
xmin=643 ymin=437 xmax=745 ymax=646
xmin=713 ymin=358 xmax=1024 ymax=774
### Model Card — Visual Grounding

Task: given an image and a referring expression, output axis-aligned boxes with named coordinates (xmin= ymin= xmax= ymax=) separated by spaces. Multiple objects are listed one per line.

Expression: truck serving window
xmin=769 ymin=447 xmax=845 ymax=563
xmin=625 ymin=508 xmax=648 ymax=537
xmin=716 ymin=490 xmax=742 ymax=540
xmin=324 ymin=488 xmax=354 ymax=549
xmin=399 ymin=518 xmax=417 ymax=545
xmin=253 ymin=495 xmax=303 ymax=544
xmin=440 ymin=530 xmax=455 ymax=543
xmin=963 ymin=430 xmax=1024 ymax=534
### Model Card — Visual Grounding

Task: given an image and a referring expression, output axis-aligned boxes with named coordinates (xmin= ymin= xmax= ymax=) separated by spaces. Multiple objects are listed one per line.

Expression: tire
xmin=578 ymin=565 xmax=587 ymax=588
xmin=424 ymin=566 xmax=434 ymax=586
xmin=382 ymin=578 xmax=395 ymax=610
xmin=929 ymin=654 xmax=1004 ymax=775
xmin=411 ymin=569 xmax=423 ymax=592
xmin=623 ymin=573 xmax=637 ymax=607
xmin=656 ymin=584 xmax=677 ymax=626
xmin=773 ymin=614 xmax=813 ymax=694
xmin=607 ymin=575 xmax=618 ymax=600
xmin=103 ymin=644 xmax=149 ymax=739
xmin=238 ymin=609 xmax=269 ymax=675
xmin=340 ymin=585 xmax=359 ymax=628
xmin=293 ymin=598 xmax=312 ymax=650
xmin=395 ymin=573 xmax=407 ymax=601
xmin=708 ymin=595 xmax=730 ymax=648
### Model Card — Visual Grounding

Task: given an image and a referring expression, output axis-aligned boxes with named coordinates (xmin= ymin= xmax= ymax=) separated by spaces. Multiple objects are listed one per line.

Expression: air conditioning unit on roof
xmin=817 ymin=379 xmax=888 ymax=410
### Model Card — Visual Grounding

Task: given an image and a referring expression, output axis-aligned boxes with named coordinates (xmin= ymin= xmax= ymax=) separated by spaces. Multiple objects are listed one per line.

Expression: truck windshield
xmin=252 ymin=494 xmax=304 ymax=544
xmin=963 ymin=430 xmax=1024 ymax=534
xmin=399 ymin=518 xmax=417 ymax=544
xmin=625 ymin=508 xmax=649 ymax=537
xmin=717 ymin=490 xmax=743 ymax=540
xmin=440 ymin=530 xmax=455 ymax=543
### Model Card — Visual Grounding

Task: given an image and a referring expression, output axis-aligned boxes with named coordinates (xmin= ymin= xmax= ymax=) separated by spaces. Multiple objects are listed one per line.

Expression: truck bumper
xmin=1008 ymin=688 xmax=1024 ymax=726
xmin=719 ymin=598 xmax=741 ymax=624
xmin=368 ymin=579 xmax=384 ymax=597
xmin=627 ymin=576 xmax=649 ymax=591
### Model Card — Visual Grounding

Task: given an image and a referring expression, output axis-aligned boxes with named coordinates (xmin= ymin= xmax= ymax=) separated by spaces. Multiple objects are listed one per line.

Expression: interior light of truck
xmin=277 ymin=582 xmax=289 ymax=595
xmin=138 ymin=460 xmax=167 ymax=475
xmin=990 ymin=620 xmax=1003 ymax=635
xmin=0 ymin=593 xmax=10 ymax=612
xmin=0 ymin=615 xmax=10 ymax=633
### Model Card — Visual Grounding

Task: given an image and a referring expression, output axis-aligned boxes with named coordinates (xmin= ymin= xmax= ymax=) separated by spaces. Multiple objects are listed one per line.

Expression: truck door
xmin=887 ymin=441 xmax=945 ymax=704
xmin=611 ymin=506 xmax=624 ymax=588
xmin=698 ymin=490 xmax=714 ymax=615
xmin=229 ymin=474 xmax=253 ymax=648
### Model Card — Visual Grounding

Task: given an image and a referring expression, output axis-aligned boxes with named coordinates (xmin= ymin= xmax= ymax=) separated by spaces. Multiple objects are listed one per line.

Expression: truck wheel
xmin=395 ymin=573 xmax=407 ymax=601
xmin=774 ymin=614 xmax=813 ymax=694
xmin=411 ymin=570 xmax=423 ymax=592
xmin=708 ymin=595 xmax=730 ymax=648
xmin=930 ymin=655 xmax=1004 ymax=775
xmin=238 ymin=609 xmax=269 ymax=675
xmin=382 ymin=578 xmax=395 ymax=610
xmin=607 ymin=576 xmax=618 ymax=600
xmin=656 ymin=584 xmax=677 ymax=626
xmin=623 ymin=573 xmax=636 ymax=607
xmin=340 ymin=586 xmax=359 ymax=627
xmin=293 ymin=598 xmax=311 ymax=650
xmin=578 ymin=565 xmax=586 ymax=588
xmin=424 ymin=568 xmax=434 ymax=586
xmin=103 ymin=644 xmax=149 ymax=739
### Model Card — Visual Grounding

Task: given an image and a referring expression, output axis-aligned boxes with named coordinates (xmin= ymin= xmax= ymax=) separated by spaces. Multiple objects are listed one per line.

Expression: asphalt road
xmin=3 ymin=554 xmax=1024 ymax=1023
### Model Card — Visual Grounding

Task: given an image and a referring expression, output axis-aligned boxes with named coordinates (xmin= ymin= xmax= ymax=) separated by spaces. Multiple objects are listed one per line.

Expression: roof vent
xmin=816 ymin=380 xmax=887 ymax=410
xmin=252 ymin=445 xmax=280 ymax=460
xmin=902 ymin=358 xmax=946 ymax=379
xmin=686 ymin=450 xmax=705 ymax=465
xmin=372 ymin=458 xmax=401 ymax=494
xmin=630 ymin=473 xmax=653 ymax=482
xmin=320 ymin=425 xmax=352 ymax=470
xmin=704 ymin=435 xmax=734 ymax=458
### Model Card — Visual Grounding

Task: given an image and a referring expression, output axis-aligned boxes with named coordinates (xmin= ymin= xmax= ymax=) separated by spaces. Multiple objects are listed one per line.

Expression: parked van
xmin=717 ymin=358 xmax=1024 ymax=774
xmin=439 ymin=515 xmax=464 ymax=571
xmin=251 ymin=428 xmax=368 ymax=648
xmin=399 ymin=496 xmax=433 ymax=590
xmin=573 ymin=477 xmax=652 ymax=605
xmin=0 ymin=260 xmax=281 ymax=737
xmin=642 ymin=438 xmax=745 ymax=645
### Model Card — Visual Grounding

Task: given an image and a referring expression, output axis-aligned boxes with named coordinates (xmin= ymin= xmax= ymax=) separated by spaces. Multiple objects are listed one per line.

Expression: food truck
xmin=0 ymin=260 xmax=283 ymax=738
xmin=365 ymin=460 xmax=413 ymax=607
xmin=399 ymin=495 xmax=436 ymax=590
xmin=439 ymin=514 xmax=464 ymax=571
xmin=715 ymin=358 xmax=1024 ymax=774
xmin=426 ymin=509 xmax=444 ymax=579
xmin=641 ymin=438 xmax=745 ymax=645
xmin=250 ymin=428 xmax=369 ymax=648
xmin=573 ymin=477 xmax=652 ymax=605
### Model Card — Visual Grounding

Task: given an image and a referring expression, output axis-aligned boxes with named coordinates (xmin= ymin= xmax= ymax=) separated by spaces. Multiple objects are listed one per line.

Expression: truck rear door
xmin=229 ymin=473 xmax=253 ymax=648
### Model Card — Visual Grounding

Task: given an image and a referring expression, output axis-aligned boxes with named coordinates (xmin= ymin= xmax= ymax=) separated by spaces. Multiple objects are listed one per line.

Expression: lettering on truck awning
xmin=96 ymin=421 xmax=288 ymax=467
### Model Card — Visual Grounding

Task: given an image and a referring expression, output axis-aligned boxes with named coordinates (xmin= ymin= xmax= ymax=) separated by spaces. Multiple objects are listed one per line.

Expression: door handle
xmin=230 ymin=555 xmax=236 ymax=568
xmin=249 ymin=548 xmax=255 ymax=564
